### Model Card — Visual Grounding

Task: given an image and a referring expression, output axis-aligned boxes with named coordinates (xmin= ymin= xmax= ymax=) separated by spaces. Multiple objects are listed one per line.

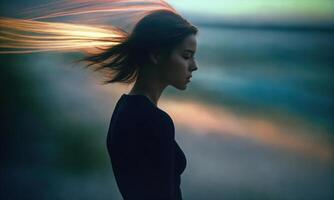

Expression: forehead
xmin=174 ymin=34 xmax=197 ymax=52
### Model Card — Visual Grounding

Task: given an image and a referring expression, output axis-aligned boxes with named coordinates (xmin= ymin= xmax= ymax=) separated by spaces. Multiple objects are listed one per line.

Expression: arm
xmin=126 ymin=114 xmax=176 ymax=200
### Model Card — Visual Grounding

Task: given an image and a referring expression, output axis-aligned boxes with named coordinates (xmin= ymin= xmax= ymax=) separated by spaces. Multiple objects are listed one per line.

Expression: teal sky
xmin=167 ymin=0 xmax=334 ymax=23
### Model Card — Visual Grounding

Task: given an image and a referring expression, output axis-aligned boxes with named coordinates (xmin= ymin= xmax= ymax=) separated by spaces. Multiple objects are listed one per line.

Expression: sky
xmin=167 ymin=0 xmax=334 ymax=24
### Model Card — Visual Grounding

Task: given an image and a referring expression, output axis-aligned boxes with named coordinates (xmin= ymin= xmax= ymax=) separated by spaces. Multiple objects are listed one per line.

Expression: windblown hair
xmin=84 ymin=10 xmax=198 ymax=84
xmin=0 ymin=0 xmax=198 ymax=84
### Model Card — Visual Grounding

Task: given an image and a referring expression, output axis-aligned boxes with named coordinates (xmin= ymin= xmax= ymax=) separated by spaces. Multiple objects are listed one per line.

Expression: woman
xmin=0 ymin=1 xmax=198 ymax=199
xmin=96 ymin=11 xmax=198 ymax=199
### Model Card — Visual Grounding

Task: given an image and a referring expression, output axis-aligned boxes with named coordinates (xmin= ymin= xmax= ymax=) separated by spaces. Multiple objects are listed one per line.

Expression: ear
xmin=149 ymin=52 xmax=158 ymax=65
xmin=149 ymin=52 xmax=160 ymax=65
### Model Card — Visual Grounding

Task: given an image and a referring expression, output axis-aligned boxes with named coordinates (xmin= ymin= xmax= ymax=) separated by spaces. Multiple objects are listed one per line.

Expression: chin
xmin=173 ymin=83 xmax=187 ymax=90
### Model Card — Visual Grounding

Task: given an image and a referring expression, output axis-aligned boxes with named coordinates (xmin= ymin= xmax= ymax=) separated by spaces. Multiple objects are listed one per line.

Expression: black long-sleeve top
xmin=106 ymin=94 xmax=187 ymax=200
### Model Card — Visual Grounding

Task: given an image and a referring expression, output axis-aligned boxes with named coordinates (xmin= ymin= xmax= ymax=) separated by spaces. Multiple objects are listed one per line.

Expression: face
xmin=159 ymin=34 xmax=198 ymax=90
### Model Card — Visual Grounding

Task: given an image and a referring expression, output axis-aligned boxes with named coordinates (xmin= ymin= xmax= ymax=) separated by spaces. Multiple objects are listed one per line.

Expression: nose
xmin=190 ymin=59 xmax=198 ymax=72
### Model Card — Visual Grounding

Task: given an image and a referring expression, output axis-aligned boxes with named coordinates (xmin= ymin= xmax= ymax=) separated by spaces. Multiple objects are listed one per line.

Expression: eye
xmin=183 ymin=54 xmax=192 ymax=60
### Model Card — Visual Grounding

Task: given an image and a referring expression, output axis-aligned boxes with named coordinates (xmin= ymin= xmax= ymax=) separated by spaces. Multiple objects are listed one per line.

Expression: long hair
xmin=0 ymin=0 xmax=197 ymax=84
xmin=83 ymin=10 xmax=198 ymax=84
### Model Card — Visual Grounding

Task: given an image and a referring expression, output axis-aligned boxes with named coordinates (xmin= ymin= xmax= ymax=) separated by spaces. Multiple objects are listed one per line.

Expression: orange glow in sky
xmin=159 ymin=98 xmax=334 ymax=163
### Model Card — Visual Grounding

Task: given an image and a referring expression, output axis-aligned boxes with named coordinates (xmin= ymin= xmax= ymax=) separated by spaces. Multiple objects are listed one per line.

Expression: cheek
xmin=168 ymin=55 xmax=188 ymax=76
xmin=160 ymin=54 xmax=188 ymax=84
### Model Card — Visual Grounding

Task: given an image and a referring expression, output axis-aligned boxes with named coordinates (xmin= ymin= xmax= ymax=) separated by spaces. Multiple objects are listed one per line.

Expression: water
xmin=188 ymin=26 xmax=334 ymax=133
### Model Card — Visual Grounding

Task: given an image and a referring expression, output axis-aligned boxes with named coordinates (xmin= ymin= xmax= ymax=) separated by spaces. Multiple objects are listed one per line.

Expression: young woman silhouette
xmin=100 ymin=10 xmax=198 ymax=200
xmin=0 ymin=2 xmax=198 ymax=199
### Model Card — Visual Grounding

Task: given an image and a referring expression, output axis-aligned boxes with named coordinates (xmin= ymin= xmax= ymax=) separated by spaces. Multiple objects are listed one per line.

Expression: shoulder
xmin=151 ymin=108 xmax=175 ymax=137
xmin=114 ymin=94 xmax=157 ymax=121
xmin=114 ymin=94 xmax=175 ymax=138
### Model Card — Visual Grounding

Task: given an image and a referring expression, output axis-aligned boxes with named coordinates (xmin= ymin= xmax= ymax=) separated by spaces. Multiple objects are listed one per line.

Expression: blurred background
xmin=1 ymin=0 xmax=333 ymax=199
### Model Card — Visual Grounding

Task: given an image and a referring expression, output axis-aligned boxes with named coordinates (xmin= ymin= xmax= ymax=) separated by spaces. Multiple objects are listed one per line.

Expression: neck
xmin=128 ymin=66 xmax=167 ymax=106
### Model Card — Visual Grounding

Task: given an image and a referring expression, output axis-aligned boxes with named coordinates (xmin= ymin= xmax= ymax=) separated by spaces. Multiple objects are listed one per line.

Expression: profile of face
xmin=158 ymin=34 xmax=198 ymax=90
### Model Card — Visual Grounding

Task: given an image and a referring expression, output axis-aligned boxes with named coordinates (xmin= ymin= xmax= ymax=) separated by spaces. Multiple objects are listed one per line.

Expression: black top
xmin=106 ymin=94 xmax=187 ymax=200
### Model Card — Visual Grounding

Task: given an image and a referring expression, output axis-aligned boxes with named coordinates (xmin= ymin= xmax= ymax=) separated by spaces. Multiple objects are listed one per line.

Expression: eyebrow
xmin=183 ymin=49 xmax=195 ymax=54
